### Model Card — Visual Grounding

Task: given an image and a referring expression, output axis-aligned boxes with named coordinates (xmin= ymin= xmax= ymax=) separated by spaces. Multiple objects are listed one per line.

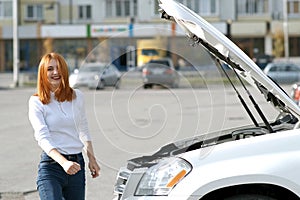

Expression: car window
xmin=107 ymin=66 xmax=114 ymax=72
xmin=149 ymin=60 xmax=170 ymax=66
xmin=142 ymin=49 xmax=159 ymax=56
xmin=286 ymin=65 xmax=299 ymax=72
xmin=269 ymin=65 xmax=278 ymax=72
xmin=110 ymin=65 xmax=118 ymax=71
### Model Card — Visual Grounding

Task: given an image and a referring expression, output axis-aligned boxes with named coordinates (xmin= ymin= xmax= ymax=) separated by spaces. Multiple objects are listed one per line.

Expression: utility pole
xmin=13 ymin=0 xmax=19 ymax=87
xmin=283 ymin=0 xmax=289 ymax=59
xmin=69 ymin=0 xmax=73 ymax=24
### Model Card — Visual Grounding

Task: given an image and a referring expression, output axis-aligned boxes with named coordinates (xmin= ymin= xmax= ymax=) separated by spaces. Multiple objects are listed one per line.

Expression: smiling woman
xmin=35 ymin=53 xmax=73 ymax=104
xmin=28 ymin=52 xmax=101 ymax=200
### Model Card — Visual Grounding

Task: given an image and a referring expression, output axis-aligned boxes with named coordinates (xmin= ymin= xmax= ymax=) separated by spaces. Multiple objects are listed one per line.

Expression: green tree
xmin=273 ymin=30 xmax=284 ymax=58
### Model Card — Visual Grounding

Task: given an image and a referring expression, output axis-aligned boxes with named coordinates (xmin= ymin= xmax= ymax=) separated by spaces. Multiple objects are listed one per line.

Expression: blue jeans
xmin=37 ymin=152 xmax=86 ymax=200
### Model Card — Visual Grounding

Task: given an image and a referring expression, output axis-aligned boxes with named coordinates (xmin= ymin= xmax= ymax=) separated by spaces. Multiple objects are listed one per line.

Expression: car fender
xmin=185 ymin=174 xmax=300 ymax=199
xmin=168 ymin=130 xmax=300 ymax=199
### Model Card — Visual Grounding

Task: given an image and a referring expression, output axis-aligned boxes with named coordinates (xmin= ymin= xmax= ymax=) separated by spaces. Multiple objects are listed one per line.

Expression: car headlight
xmin=135 ymin=157 xmax=192 ymax=196
xmin=94 ymin=75 xmax=99 ymax=80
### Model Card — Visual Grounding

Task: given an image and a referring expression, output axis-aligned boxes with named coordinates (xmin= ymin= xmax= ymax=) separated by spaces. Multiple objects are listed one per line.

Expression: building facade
xmin=0 ymin=0 xmax=300 ymax=72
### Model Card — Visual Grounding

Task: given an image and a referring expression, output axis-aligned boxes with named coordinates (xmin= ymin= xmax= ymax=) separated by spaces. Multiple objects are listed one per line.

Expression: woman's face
xmin=47 ymin=58 xmax=61 ymax=91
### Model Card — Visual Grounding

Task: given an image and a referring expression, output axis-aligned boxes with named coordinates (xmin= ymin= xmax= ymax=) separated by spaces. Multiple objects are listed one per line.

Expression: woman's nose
xmin=53 ymin=68 xmax=58 ymax=74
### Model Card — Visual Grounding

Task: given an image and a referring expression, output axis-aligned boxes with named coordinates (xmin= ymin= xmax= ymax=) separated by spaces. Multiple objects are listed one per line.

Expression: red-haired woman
xmin=28 ymin=52 xmax=100 ymax=200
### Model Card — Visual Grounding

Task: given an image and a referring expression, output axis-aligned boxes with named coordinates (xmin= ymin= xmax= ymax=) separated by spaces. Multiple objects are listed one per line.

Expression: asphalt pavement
xmin=0 ymin=73 xmax=117 ymax=200
xmin=0 ymin=73 xmax=39 ymax=200
xmin=0 ymin=72 xmax=291 ymax=200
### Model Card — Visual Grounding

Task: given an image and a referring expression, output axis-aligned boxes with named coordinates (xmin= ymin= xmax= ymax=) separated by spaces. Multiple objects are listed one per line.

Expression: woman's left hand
xmin=88 ymin=157 xmax=100 ymax=178
xmin=85 ymin=141 xmax=101 ymax=178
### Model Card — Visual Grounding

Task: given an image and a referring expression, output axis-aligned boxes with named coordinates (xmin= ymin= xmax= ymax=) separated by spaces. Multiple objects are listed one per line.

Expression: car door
xmin=110 ymin=65 xmax=120 ymax=84
xmin=103 ymin=65 xmax=115 ymax=86
xmin=285 ymin=64 xmax=300 ymax=83
xmin=266 ymin=64 xmax=279 ymax=82
xmin=278 ymin=65 xmax=291 ymax=83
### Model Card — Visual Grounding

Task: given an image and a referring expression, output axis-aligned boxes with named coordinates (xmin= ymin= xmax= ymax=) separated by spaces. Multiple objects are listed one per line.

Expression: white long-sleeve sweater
xmin=28 ymin=89 xmax=91 ymax=155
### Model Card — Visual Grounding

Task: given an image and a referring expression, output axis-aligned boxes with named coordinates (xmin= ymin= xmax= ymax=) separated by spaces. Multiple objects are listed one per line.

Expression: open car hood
xmin=159 ymin=0 xmax=300 ymax=119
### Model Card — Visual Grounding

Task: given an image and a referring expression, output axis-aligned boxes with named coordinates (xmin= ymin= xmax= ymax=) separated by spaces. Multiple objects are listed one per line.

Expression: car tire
xmin=97 ymin=80 xmax=105 ymax=90
xmin=224 ymin=194 xmax=277 ymax=200
xmin=143 ymin=84 xmax=152 ymax=89
xmin=171 ymin=81 xmax=179 ymax=88
xmin=114 ymin=79 xmax=121 ymax=89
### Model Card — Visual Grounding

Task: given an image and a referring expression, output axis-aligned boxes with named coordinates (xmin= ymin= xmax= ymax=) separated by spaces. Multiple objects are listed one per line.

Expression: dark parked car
xmin=263 ymin=62 xmax=300 ymax=84
xmin=253 ymin=54 xmax=273 ymax=70
xmin=69 ymin=62 xmax=121 ymax=90
xmin=142 ymin=58 xmax=180 ymax=89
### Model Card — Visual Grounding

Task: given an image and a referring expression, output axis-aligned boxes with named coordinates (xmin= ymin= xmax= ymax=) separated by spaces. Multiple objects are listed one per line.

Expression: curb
xmin=0 ymin=190 xmax=38 ymax=200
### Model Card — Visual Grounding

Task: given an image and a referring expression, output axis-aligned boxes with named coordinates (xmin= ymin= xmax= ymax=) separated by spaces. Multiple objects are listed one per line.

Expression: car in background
xmin=142 ymin=58 xmax=180 ymax=89
xmin=69 ymin=62 xmax=121 ymax=90
xmin=291 ymin=82 xmax=300 ymax=105
xmin=263 ymin=62 xmax=300 ymax=84
xmin=253 ymin=54 xmax=273 ymax=70
xmin=113 ymin=0 xmax=300 ymax=199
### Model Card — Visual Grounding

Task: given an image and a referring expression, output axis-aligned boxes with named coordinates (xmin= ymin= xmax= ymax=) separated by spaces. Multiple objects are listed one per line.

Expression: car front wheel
xmin=114 ymin=79 xmax=121 ymax=89
xmin=97 ymin=80 xmax=105 ymax=90
xmin=224 ymin=194 xmax=277 ymax=200
xmin=143 ymin=84 xmax=153 ymax=89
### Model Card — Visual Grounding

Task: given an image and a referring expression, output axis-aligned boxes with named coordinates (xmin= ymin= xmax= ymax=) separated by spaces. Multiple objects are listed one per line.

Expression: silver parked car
xmin=69 ymin=62 xmax=121 ymax=90
xmin=113 ymin=0 xmax=300 ymax=199
xmin=263 ymin=62 xmax=300 ymax=84
xmin=142 ymin=58 xmax=180 ymax=89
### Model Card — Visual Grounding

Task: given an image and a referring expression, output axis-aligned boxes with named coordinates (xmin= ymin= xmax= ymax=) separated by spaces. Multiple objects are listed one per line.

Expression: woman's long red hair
xmin=35 ymin=52 xmax=74 ymax=104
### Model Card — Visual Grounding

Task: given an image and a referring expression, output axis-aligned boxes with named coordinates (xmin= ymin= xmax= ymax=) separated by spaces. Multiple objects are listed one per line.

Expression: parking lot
xmin=0 ymin=72 xmax=288 ymax=199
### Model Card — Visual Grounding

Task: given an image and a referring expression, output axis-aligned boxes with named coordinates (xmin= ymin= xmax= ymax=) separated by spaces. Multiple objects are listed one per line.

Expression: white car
xmin=113 ymin=0 xmax=300 ymax=199
xmin=69 ymin=62 xmax=121 ymax=90
xmin=263 ymin=62 xmax=300 ymax=84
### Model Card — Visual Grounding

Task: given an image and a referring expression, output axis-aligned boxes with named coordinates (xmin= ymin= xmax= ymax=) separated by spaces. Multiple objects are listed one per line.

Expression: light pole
xmin=283 ymin=0 xmax=289 ymax=59
xmin=13 ymin=0 xmax=19 ymax=87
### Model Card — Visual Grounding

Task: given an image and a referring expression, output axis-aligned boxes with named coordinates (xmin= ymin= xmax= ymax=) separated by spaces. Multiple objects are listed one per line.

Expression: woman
xmin=28 ymin=52 xmax=100 ymax=200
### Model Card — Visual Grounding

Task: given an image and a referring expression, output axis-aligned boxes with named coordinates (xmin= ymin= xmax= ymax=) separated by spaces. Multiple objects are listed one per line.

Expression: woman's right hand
xmin=62 ymin=160 xmax=81 ymax=175
xmin=48 ymin=149 xmax=81 ymax=175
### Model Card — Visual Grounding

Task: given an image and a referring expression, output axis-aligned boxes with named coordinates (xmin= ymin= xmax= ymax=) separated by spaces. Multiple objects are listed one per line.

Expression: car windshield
xmin=142 ymin=49 xmax=159 ymax=56
xmin=147 ymin=63 xmax=170 ymax=69
xmin=80 ymin=65 xmax=105 ymax=72
xmin=149 ymin=60 xmax=170 ymax=66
